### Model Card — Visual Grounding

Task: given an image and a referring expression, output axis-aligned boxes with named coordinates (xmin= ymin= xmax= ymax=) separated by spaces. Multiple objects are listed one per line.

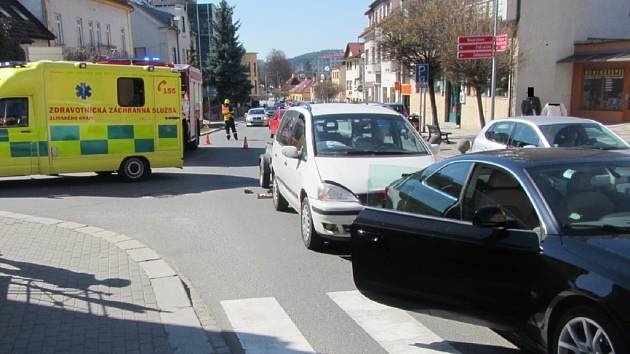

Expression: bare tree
xmin=376 ymin=0 xmax=458 ymax=127
xmin=314 ymin=81 xmax=342 ymax=102
xmin=266 ymin=49 xmax=292 ymax=91
xmin=439 ymin=1 xmax=517 ymax=127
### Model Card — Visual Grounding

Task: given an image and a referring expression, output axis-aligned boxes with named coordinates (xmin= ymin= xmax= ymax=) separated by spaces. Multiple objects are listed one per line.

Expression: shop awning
xmin=558 ymin=51 xmax=630 ymax=63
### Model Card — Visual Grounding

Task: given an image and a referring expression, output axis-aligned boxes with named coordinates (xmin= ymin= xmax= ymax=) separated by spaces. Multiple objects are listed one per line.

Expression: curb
xmin=0 ymin=210 xmax=228 ymax=354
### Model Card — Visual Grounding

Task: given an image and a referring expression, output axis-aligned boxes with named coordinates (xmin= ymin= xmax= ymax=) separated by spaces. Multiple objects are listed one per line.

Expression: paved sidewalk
xmin=0 ymin=213 xmax=225 ymax=354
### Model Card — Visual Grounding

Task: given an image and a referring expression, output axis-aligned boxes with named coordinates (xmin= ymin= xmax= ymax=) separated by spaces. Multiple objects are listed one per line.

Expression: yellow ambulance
xmin=0 ymin=61 xmax=183 ymax=181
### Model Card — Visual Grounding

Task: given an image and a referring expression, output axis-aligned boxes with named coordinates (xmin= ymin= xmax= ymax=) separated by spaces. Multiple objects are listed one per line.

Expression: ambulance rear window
xmin=117 ymin=78 xmax=145 ymax=107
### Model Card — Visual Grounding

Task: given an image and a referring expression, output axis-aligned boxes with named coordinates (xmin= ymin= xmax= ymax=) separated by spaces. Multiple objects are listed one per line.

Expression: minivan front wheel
xmin=301 ymin=197 xmax=324 ymax=251
xmin=552 ymin=306 xmax=626 ymax=354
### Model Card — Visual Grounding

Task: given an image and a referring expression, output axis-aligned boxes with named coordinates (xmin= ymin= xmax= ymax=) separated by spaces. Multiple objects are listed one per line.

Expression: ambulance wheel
xmin=119 ymin=157 xmax=149 ymax=182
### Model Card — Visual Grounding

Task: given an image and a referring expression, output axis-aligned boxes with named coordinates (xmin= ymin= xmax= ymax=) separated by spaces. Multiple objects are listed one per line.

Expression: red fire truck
xmin=98 ymin=59 xmax=204 ymax=150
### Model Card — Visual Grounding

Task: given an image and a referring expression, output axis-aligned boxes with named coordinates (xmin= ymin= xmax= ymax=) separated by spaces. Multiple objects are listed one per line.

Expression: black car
xmin=351 ymin=149 xmax=630 ymax=353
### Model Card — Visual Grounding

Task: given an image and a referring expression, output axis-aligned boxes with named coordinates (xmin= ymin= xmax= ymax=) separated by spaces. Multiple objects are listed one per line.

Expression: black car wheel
xmin=552 ymin=306 xmax=626 ymax=354
xmin=118 ymin=157 xmax=149 ymax=182
xmin=272 ymin=174 xmax=288 ymax=211
xmin=301 ymin=197 xmax=324 ymax=251
xmin=259 ymin=159 xmax=271 ymax=189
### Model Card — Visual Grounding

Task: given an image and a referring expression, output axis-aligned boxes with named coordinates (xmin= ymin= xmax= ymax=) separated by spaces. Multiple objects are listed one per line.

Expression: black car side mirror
xmin=473 ymin=206 xmax=515 ymax=228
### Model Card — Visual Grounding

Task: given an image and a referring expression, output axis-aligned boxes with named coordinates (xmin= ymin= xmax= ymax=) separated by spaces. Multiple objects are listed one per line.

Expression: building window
xmin=173 ymin=48 xmax=177 ymax=63
xmin=96 ymin=23 xmax=101 ymax=48
xmin=117 ymin=78 xmax=145 ymax=107
xmin=76 ymin=18 xmax=84 ymax=47
xmin=88 ymin=21 xmax=94 ymax=47
xmin=581 ymin=68 xmax=625 ymax=111
xmin=106 ymin=24 xmax=111 ymax=47
xmin=54 ymin=13 xmax=64 ymax=45
xmin=120 ymin=27 xmax=126 ymax=53
xmin=347 ymin=80 xmax=352 ymax=90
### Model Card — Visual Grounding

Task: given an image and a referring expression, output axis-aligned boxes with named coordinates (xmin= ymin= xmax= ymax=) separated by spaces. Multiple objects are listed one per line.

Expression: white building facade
xmin=19 ymin=0 xmax=134 ymax=56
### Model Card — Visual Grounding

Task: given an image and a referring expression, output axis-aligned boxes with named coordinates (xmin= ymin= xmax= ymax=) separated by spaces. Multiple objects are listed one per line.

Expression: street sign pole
xmin=490 ymin=0 xmax=499 ymax=121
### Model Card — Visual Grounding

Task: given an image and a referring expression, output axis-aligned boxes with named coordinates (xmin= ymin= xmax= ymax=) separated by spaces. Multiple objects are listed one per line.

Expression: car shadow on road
xmin=0 ymin=256 xmax=313 ymax=354
xmin=185 ymin=146 xmax=265 ymax=168
xmin=0 ymin=172 xmax=259 ymax=199
xmin=413 ymin=341 xmax=524 ymax=353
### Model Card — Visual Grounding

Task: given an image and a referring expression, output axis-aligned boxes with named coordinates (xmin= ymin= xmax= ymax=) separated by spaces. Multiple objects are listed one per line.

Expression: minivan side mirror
xmin=430 ymin=144 xmax=440 ymax=155
xmin=281 ymin=145 xmax=300 ymax=159
xmin=473 ymin=206 xmax=515 ymax=228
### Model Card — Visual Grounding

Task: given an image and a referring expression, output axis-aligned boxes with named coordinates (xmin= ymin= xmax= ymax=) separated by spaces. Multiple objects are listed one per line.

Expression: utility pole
xmin=489 ymin=0 xmax=499 ymax=121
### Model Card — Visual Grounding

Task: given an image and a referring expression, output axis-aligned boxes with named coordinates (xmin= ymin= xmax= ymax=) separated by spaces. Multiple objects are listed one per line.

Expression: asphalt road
xmin=0 ymin=121 xmax=524 ymax=354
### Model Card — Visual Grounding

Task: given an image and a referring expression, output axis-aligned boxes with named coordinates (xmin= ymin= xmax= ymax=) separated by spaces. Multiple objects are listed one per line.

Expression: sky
xmin=198 ymin=0 xmax=368 ymax=59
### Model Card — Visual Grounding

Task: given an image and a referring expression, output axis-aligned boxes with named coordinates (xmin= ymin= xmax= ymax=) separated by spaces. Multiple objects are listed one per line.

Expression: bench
xmin=426 ymin=125 xmax=452 ymax=144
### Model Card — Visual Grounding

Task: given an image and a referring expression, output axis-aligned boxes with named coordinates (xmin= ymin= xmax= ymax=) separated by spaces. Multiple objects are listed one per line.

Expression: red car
xmin=268 ymin=108 xmax=286 ymax=138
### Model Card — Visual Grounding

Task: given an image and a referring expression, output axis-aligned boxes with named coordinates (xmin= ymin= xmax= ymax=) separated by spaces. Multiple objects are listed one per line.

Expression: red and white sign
xmin=458 ymin=51 xmax=493 ymax=59
xmin=457 ymin=34 xmax=508 ymax=59
xmin=458 ymin=35 xmax=494 ymax=44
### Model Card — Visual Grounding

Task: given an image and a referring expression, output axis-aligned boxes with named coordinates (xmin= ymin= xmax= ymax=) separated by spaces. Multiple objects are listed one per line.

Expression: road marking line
xmin=220 ymin=297 xmax=315 ymax=353
xmin=328 ymin=291 xmax=459 ymax=354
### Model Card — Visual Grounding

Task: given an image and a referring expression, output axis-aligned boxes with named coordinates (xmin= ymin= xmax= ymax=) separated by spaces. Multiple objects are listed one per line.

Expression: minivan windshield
xmin=538 ymin=123 xmax=628 ymax=150
xmin=312 ymin=114 xmax=428 ymax=157
xmin=529 ymin=162 xmax=630 ymax=234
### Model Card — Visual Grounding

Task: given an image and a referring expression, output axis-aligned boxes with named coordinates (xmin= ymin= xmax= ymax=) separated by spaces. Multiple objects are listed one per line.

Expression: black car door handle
xmin=357 ymin=229 xmax=383 ymax=243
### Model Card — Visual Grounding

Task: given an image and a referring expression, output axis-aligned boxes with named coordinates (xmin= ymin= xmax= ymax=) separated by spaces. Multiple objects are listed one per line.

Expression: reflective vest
xmin=222 ymin=104 xmax=233 ymax=121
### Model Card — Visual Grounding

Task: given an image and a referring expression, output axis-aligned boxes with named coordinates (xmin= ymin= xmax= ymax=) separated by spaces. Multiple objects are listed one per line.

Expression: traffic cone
xmin=243 ymin=136 xmax=249 ymax=150
xmin=204 ymin=134 xmax=211 ymax=145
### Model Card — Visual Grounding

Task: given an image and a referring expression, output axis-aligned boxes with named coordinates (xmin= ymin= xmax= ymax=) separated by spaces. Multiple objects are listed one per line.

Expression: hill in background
xmin=289 ymin=49 xmax=343 ymax=69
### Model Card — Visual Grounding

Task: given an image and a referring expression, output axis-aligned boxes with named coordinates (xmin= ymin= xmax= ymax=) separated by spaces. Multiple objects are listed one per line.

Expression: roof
xmin=558 ymin=51 xmax=630 ymax=63
xmin=498 ymin=116 xmax=597 ymax=126
xmin=289 ymin=78 xmax=316 ymax=94
xmin=133 ymin=3 xmax=173 ymax=27
xmin=344 ymin=42 xmax=364 ymax=59
xmin=0 ymin=0 xmax=55 ymax=43
xmin=294 ymin=103 xmax=401 ymax=117
xmin=450 ymin=148 xmax=630 ymax=168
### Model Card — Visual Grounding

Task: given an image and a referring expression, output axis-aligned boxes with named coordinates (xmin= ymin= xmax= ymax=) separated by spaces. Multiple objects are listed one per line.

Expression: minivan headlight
xmin=318 ymin=183 xmax=359 ymax=202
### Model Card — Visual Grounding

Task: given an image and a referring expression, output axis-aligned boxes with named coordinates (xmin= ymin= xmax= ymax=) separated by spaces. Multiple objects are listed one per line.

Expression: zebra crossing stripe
xmin=220 ymin=297 xmax=315 ymax=353
xmin=328 ymin=291 xmax=459 ymax=354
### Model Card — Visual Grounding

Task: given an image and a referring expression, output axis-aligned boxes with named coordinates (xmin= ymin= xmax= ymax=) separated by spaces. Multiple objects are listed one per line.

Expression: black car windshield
xmin=313 ymin=114 xmax=428 ymax=157
xmin=529 ymin=162 xmax=630 ymax=234
xmin=538 ymin=123 xmax=628 ymax=150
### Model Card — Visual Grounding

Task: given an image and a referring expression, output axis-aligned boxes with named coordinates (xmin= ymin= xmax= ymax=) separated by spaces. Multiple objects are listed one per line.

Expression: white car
xmin=245 ymin=108 xmax=268 ymax=127
xmin=470 ymin=116 xmax=629 ymax=152
xmin=264 ymin=103 xmax=437 ymax=250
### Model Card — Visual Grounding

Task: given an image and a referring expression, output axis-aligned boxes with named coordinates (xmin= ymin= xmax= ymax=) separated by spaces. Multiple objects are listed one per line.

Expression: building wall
xmin=151 ymin=3 xmax=194 ymax=64
xmin=40 ymin=0 xmax=132 ymax=53
xmin=512 ymin=0 xmax=630 ymax=116
xmin=242 ymin=52 xmax=259 ymax=99
xmin=345 ymin=58 xmax=363 ymax=102
xmin=130 ymin=7 xmax=176 ymax=62
xmin=187 ymin=3 xmax=215 ymax=97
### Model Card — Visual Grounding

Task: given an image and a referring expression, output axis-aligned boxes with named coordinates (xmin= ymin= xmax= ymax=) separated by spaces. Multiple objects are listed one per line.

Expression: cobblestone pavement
xmin=0 ymin=217 xmax=172 ymax=354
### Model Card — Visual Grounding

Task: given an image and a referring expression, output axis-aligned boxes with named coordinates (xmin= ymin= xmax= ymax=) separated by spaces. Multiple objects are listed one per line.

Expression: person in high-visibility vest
xmin=222 ymin=98 xmax=238 ymax=140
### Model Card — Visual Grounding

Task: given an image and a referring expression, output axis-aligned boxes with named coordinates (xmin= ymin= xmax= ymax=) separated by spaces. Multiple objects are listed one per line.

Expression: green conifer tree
xmin=206 ymin=0 xmax=252 ymax=104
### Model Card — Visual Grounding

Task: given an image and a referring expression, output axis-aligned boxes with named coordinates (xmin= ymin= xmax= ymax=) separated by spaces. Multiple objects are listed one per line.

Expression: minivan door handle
xmin=357 ymin=229 xmax=383 ymax=243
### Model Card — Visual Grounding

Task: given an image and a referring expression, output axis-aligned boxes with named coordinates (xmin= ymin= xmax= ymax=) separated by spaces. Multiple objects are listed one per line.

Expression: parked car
xmin=268 ymin=108 xmax=286 ymax=138
xmin=469 ymin=116 xmax=629 ymax=152
xmin=260 ymin=103 xmax=438 ymax=250
xmin=351 ymin=148 xmax=630 ymax=353
xmin=265 ymin=106 xmax=276 ymax=117
xmin=245 ymin=108 xmax=268 ymax=127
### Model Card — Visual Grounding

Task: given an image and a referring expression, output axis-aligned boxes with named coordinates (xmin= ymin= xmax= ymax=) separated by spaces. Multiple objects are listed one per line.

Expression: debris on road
xmin=244 ymin=188 xmax=254 ymax=194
